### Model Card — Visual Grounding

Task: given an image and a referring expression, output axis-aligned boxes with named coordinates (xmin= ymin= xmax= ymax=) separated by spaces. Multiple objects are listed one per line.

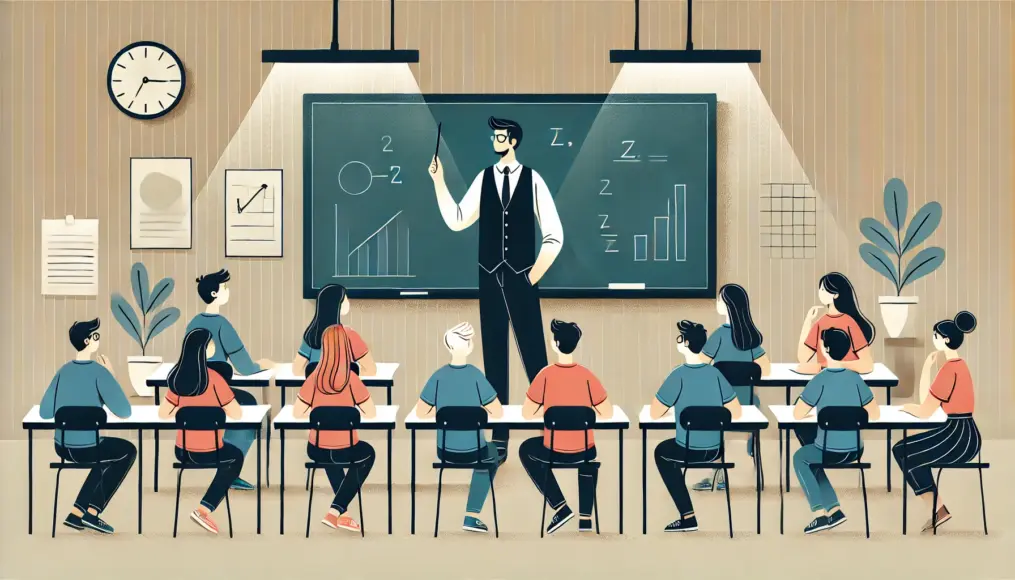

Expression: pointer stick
xmin=434 ymin=122 xmax=442 ymax=159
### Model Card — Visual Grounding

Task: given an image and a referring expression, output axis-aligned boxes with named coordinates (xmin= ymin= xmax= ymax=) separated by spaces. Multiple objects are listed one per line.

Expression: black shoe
xmin=63 ymin=514 xmax=84 ymax=531
xmin=825 ymin=510 xmax=847 ymax=530
xmin=494 ymin=440 xmax=508 ymax=465
xmin=804 ymin=515 xmax=830 ymax=535
xmin=546 ymin=505 xmax=574 ymax=534
xmin=664 ymin=517 xmax=699 ymax=532
xmin=578 ymin=518 xmax=594 ymax=533
xmin=81 ymin=513 xmax=114 ymax=534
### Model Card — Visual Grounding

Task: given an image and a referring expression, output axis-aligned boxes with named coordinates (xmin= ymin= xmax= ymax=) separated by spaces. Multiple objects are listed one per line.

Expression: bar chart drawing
xmin=634 ymin=235 xmax=648 ymax=261
xmin=334 ymin=207 xmax=415 ymax=278
xmin=632 ymin=184 xmax=687 ymax=263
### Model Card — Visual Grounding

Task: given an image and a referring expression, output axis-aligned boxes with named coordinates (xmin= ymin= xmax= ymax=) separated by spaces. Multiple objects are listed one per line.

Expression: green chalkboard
xmin=303 ymin=94 xmax=716 ymax=298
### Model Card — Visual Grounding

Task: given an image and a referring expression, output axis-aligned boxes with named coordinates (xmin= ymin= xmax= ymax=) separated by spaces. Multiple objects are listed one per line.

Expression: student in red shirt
xmin=895 ymin=311 xmax=981 ymax=531
xmin=520 ymin=319 xmax=613 ymax=534
xmin=157 ymin=328 xmax=244 ymax=535
xmin=292 ymin=324 xmax=377 ymax=534
xmin=795 ymin=272 xmax=876 ymax=375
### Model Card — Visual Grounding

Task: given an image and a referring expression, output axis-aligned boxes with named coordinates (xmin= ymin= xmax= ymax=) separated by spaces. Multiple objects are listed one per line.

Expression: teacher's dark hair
xmin=488 ymin=116 xmax=523 ymax=149
xmin=196 ymin=269 xmax=231 ymax=304
xmin=550 ymin=319 xmax=582 ymax=354
xmin=719 ymin=283 xmax=763 ymax=351
xmin=934 ymin=311 xmax=977 ymax=350
xmin=303 ymin=284 xmax=347 ymax=350
xmin=69 ymin=318 xmax=100 ymax=352
xmin=819 ymin=272 xmax=876 ymax=345
xmin=821 ymin=328 xmax=852 ymax=362
xmin=168 ymin=328 xmax=213 ymax=397
xmin=677 ymin=320 xmax=708 ymax=354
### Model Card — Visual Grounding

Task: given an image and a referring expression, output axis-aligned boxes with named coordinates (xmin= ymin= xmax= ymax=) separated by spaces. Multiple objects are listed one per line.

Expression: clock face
xmin=107 ymin=41 xmax=186 ymax=120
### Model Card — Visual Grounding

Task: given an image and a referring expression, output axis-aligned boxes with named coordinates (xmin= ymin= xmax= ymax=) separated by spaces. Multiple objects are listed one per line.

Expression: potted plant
xmin=111 ymin=262 xmax=180 ymax=396
xmin=859 ymin=178 xmax=945 ymax=338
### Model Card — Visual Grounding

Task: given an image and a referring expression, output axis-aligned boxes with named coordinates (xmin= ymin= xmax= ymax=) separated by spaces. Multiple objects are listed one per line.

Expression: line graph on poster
xmin=225 ymin=169 xmax=283 ymax=257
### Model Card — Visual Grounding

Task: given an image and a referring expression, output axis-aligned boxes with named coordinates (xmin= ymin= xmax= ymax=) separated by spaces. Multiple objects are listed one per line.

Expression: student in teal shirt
xmin=792 ymin=328 xmax=880 ymax=534
xmin=648 ymin=320 xmax=741 ymax=532
xmin=414 ymin=322 xmax=503 ymax=534
xmin=185 ymin=269 xmax=273 ymax=491
xmin=39 ymin=318 xmax=136 ymax=534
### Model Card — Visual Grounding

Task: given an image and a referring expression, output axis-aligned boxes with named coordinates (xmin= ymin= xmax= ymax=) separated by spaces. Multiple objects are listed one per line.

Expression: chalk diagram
xmin=336 ymin=135 xmax=403 ymax=196
xmin=225 ymin=169 xmax=283 ymax=257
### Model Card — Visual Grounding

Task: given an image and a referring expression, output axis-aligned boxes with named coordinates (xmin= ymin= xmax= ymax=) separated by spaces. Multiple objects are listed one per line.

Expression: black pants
xmin=175 ymin=443 xmax=244 ymax=511
xmin=654 ymin=439 xmax=721 ymax=518
xmin=55 ymin=437 xmax=137 ymax=514
xmin=519 ymin=437 xmax=597 ymax=517
xmin=892 ymin=415 xmax=981 ymax=496
xmin=479 ymin=268 xmax=548 ymax=442
xmin=306 ymin=442 xmax=376 ymax=514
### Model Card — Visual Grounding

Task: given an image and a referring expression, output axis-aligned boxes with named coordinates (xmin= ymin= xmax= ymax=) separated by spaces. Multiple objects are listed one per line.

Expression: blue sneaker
xmin=825 ymin=510 xmax=847 ymax=531
xmin=692 ymin=473 xmax=726 ymax=492
xmin=462 ymin=516 xmax=488 ymax=533
xmin=63 ymin=513 xmax=84 ymax=531
xmin=81 ymin=513 xmax=114 ymax=534
xmin=804 ymin=515 xmax=830 ymax=535
xmin=546 ymin=505 xmax=574 ymax=534
xmin=230 ymin=477 xmax=255 ymax=491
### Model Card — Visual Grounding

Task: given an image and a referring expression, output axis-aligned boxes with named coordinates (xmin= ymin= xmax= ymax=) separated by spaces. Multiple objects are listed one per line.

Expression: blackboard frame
xmin=303 ymin=93 xmax=717 ymax=299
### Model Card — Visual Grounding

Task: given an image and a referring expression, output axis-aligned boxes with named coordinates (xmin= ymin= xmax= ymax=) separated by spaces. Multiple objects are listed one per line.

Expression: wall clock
xmin=107 ymin=41 xmax=186 ymax=120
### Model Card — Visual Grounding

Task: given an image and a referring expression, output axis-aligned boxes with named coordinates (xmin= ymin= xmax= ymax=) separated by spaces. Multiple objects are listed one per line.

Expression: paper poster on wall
xmin=42 ymin=215 xmax=99 ymax=296
xmin=224 ymin=169 xmax=284 ymax=257
xmin=130 ymin=157 xmax=192 ymax=249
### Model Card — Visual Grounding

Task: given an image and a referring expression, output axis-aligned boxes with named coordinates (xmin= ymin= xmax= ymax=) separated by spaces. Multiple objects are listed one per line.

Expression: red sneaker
xmin=190 ymin=510 xmax=219 ymax=535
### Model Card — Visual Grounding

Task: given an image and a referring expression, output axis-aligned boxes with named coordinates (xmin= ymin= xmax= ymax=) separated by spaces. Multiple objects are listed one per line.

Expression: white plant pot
xmin=879 ymin=296 xmax=918 ymax=339
xmin=127 ymin=355 xmax=163 ymax=397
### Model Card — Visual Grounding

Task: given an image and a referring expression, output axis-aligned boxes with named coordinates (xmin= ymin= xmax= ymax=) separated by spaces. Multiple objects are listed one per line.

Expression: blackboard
xmin=303 ymin=94 xmax=716 ymax=298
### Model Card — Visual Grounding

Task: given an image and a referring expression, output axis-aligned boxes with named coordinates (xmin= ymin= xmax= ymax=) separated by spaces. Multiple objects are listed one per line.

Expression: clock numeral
xmin=168 ymin=93 xmax=177 ymax=99
xmin=166 ymin=64 xmax=176 ymax=69
xmin=158 ymin=51 xmax=164 ymax=61
xmin=127 ymin=51 xmax=134 ymax=60
xmin=158 ymin=100 xmax=164 ymax=109
xmin=116 ymin=63 xmax=126 ymax=69
xmin=116 ymin=92 xmax=125 ymax=97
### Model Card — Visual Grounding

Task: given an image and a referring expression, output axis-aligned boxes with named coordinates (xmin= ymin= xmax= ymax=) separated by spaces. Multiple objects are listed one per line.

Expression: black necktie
xmin=501 ymin=166 xmax=511 ymax=206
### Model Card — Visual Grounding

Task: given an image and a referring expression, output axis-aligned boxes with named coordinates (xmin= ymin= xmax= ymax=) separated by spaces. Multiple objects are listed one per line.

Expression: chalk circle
xmin=338 ymin=160 xmax=374 ymax=196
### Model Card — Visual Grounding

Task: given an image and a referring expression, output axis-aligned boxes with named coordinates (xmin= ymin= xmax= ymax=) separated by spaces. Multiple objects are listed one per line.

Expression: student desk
xmin=272 ymin=404 xmax=399 ymax=535
xmin=404 ymin=405 xmax=631 ymax=535
xmin=273 ymin=362 xmax=400 ymax=404
xmin=762 ymin=363 xmax=900 ymax=492
xmin=769 ymin=404 xmax=946 ymax=534
xmin=21 ymin=404 xmax=270 ymax=535
xmin=638 ymin=405 xmax=770 ymax=535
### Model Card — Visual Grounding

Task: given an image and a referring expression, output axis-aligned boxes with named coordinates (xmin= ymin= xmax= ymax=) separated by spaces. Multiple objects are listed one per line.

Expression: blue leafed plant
xmin=859 ymin=178 xmax=945 ymax=296
xmin=111 ymin=262 xmax=180 ymax=355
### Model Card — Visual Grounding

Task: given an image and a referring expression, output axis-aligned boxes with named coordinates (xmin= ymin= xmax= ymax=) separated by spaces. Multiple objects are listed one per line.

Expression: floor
xmin=0 ymin=435 xmax=1010 ymax=579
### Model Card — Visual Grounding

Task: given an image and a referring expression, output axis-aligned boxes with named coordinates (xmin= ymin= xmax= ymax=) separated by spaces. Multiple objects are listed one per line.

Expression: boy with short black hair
xmin=39 ymin=318 xmax=136 ymax=534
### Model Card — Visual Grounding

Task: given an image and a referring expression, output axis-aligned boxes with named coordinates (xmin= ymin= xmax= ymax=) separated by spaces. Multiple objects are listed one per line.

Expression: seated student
xmin=521 ymin=319 xmax=613 ymax=534
xmin=894 ymin=311 xmax=980 ymax=532
xmin=185 ymin=268 xmax=273 ymax=491
xmin=795 ymin=272 xmax=875 ymax=375
xmin=39 ymin=318 xmax=136 ymax=534
xmin=792 ymin=328 xmax=880 ymax=534
xmin=650 ymin=320 xmax=741 ymax=532
xmin=292 ymin=325 xmax=377 ymax=534
xmin=293 ymin=283 xmax=376 ymax=378
xmin=157 ymin=328 xmax=245 ymax=535
xmin=694 ymin=283 xmax=771 ymax=491
xmin=415 ymin=322 xmax=504 ymax=533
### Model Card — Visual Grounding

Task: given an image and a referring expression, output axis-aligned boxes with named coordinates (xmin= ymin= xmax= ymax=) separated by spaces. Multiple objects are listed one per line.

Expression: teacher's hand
xmin=428 ymin=156 xmax=444 ymax=182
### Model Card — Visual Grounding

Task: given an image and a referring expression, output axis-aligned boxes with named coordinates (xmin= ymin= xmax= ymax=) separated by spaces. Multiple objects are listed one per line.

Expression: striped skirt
xmin=892 ymin=414 xmax=981 ymax=496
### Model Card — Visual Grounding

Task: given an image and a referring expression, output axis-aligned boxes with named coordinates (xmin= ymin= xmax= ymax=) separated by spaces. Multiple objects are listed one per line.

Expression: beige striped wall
xmin=1 ymin=0 xmax=1012 ymax=440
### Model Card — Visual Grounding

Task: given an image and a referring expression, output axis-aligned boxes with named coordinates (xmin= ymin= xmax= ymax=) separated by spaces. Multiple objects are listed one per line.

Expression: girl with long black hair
xmin=796 ymin=272 xmax=875 ymax=374
xmin=293 ymin=284 xmax=377 ymax=378
xmin=158 ymin=328 xmax=245 ymax=535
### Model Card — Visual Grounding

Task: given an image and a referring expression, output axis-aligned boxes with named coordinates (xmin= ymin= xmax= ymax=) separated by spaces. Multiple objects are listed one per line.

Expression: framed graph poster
xmin=224 ymin=169 xmax=284 ymax=257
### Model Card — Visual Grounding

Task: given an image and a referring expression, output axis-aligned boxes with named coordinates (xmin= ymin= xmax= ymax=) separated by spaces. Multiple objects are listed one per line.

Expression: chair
xmin=304 ymin=406 xmax=367 ymax=538
xmin=301 ymin=362 xmax=358 ymax=491
xmin=539 ymin=406 xmax=601 ymax=538
xmin=50 ymin=407 xmax=107 ymax=538
xmin=432 ymin=406 xmax=500 ymax=538
xmin=713 ymin=362 xmax=764 ymax=491
xmin=815 ymin=406 xmax=872 ymax=538
xmin=172 ymin=407 xmax=234 ymax=538
xmin=677 ymin=406 xmax=737 ymax=538
xmin=929 ymin=453 xmax=990 ymax=535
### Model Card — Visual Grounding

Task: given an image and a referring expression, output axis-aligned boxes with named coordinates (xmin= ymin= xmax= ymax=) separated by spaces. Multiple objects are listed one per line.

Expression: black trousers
xmin=306 ymin=442 xmax=376 ymax=514
xmin=55 ymin=437 xmax=137 ymax=514
xmin=654 ymin=439 xmax=721 ymax=518
xmin=892 ymin=415 xmax=981 ymax=496
xmin=479 ymin=268 xmax=548 ymax=442
xmin=175 ymin=443 xmax=244 ymax=511
xmin=519 ymin=437 xmax=598 ymax=517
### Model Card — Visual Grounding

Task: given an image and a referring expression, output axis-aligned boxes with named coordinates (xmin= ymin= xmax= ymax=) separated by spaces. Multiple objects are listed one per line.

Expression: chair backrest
xmin=816 ymin=406 xmax=868 ymax=457
xmin=54 ymin=406 xmax=107 ymax=449
xmin=713 ymin=361 xmax=762 ymax=387
xmin=544 ymin=406 xmax=597 ymax=431
xmin=175 ymin=406 xmax=228 ymax=454
xmin=435 ymin=406 xmax=490 ymax=462
xmin=309 ymin=406 xmax=361 ymax=430
xmin=678 ymin=406 xmax=732 ymax=451
xmin=206 ymin=361 xmax=235 ymax=382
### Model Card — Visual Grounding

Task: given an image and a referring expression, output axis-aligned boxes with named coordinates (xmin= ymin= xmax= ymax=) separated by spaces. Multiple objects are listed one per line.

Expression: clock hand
xmin=144 ymin=79 xmax=173 ymax=83
xmin=133 ymin=82 xmax=145 ymax=99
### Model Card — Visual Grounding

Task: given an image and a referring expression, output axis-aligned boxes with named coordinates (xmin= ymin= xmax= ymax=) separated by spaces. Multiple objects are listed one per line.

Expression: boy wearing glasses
xmin=39 ymin=318 xmax=135 ymax=534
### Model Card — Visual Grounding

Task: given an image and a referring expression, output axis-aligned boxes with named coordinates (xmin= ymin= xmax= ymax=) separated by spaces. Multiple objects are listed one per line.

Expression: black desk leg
xmin=266 ymin=417 xmax=271 ymax=490
xmin=902 ymin=429 xmax=908 ymax=535
xmin=755 ymin=430 xmax=761 ymax=534
xmin=279 ymin=429 xmax=286 ymax=535
xmin=386 ymin=386 xmax=392 ymax=406
xmin=618 ymin=430 xmax=624 ymax=534
xmin=410 ymin=430 xmax=416 ymax=535
xmin=154 ymin=385 xmax=160 ymax=405
xmin=641 ymin=428 xmax=647 ymax=535
xmin=785 ymin=386 xmax=791 ymax=492
xmin=154 ymin=433 xmax=160 ymax=493
xmin=257 ymin=428 xmax=262 ymax=535
xmin=27 ymin=430 xmax=33 ymax=535
xmin=886 ymin=387 xmax=892 ymax=492
xmin=387 ymin=429 xmax=393 ymax=535
xmin=779 ymin=428 xmax=784 ymax=535
xmin=138 ymin=430 xmax=143 ymax=534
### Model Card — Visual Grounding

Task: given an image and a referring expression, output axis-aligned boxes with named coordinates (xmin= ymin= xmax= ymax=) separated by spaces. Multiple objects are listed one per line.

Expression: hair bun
xmin=195 ymin=277 xmax=201 ymax=283
xmin=954 ymin=311 xmax=977 ymax=334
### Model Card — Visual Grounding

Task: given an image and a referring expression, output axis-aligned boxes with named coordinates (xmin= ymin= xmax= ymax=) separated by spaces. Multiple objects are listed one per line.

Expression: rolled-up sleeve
xmin=531 ymin=171 xmax=563 ymax=261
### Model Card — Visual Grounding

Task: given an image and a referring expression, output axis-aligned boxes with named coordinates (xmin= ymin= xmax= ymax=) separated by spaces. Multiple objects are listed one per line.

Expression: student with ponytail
xmin=893 ymin=311 xmax=981 ymax=532
xmin=796 ymin=272 xmax=875 ymax=375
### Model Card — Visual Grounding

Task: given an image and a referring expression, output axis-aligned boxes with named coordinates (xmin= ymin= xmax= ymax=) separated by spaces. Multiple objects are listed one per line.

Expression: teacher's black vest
xmin=478 ymin=165 xmax=537 ymax=274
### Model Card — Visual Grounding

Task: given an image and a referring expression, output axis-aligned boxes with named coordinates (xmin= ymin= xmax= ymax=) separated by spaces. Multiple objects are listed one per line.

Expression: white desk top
xmin=768 ymin=404 xmax=947 ymax=426
xmin=637 ymin=404 xmax=769 ymax=426
xmin=147 ymin=363 xmax=274 ymax=385
xmin=761 ymin=363 xmax=899 ymax=386
xmin=22 ymin=404 xmax=272 ymax=427
xmin=272 ymin=404 xmax=400 ymax=428
xmin=404 ymin=404 xmax=630 ymax=428
xmin=273 ymin=362 xmax=399 ymax=385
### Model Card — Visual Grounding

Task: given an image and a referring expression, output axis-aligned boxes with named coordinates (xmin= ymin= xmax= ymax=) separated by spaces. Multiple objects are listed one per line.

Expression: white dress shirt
xmin=437 ymin=159 xmax=564 ymax=265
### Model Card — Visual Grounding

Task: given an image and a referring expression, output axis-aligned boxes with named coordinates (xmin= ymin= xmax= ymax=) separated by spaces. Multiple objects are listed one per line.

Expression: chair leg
xmin=306 ymin=470 xmax=310 ymax=491
xmin=353 ymin=466 xmax=364 ymax=538
xmin=434 ymin=468 xmax=444 ymax=538
xmin=860 ymin=469 xmax=870 ymax=539
xmin=173 ymin=470 xmax=183 ymax=538
xmin=488 ymin=469 xmax=499 ymax=539
xmin=978 ymin=468 xmax=988 ymax=535
xmin=593 ymin=470 xmax=601 ymax=535
xmin=932 ymin=469 xmax=944 ymax=536
xmin=306 ymin=468 xmax=316 ymax=539
xmin=722 ymin=467 xmax=733 ymax=539
xmin=224 ymin=489 xmax=233 ymax=539
xmin=51 ymin=469 xmax=62 ymax=538
xmin=540 ymin=464 xmax=553 ymax=538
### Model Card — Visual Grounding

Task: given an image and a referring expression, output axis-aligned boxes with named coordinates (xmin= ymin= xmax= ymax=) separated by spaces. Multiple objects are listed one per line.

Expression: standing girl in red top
xmin=292 ymin=325 xmax=377 ymax=534
xmin=894 ymin=311 xmax=981 ymax=531
xmin=796 ymin=272 xmax=876 ymax=374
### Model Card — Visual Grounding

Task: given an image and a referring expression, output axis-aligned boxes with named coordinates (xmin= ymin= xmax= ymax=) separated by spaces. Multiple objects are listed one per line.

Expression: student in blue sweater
xmin=39 ymin=318 xmax=135 ymax=534
xmin=185 ymin=269 xmax=273 ymax=491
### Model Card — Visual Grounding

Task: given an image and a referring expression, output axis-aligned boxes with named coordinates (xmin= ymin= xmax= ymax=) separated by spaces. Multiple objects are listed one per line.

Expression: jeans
xmin=306 ymin=442 xmax=376 ymax=514
xmin=55 ymin=437 xmax=137 ymax=514
xmin=519 ymin=437 xmax=598 ymax=517
xmin=222 ymin=389 xmax=257 ymax=457
xmin=655 ymin=439 xmax=721 ymax=517
xmin=438 ymin=441 xmax=500 ymax=515
xmin=793 ymin=444 xmax=860 ymax=512
xmin=175 ymin=443 xmax=244 ymax=511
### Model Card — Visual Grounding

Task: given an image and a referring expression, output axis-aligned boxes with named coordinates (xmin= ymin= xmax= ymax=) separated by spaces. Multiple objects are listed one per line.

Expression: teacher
xmin=427 ymin=116 xmax=564 ymax=461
